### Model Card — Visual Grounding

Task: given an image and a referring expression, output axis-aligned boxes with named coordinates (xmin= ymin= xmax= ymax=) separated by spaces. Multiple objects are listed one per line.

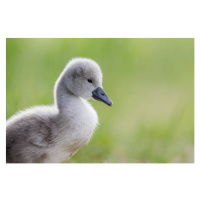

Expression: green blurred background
xmin=6 ymin=38 xmax=194 ymax=163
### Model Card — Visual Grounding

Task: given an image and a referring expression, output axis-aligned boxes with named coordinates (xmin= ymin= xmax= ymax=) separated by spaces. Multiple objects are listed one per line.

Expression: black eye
xmin=88 ymin=79 xmax=93 ymax=83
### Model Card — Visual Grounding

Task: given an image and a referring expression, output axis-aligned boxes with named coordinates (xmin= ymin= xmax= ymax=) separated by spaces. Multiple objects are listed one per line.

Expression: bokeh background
xmin=6 ymin=38 xmax=194 ymax=163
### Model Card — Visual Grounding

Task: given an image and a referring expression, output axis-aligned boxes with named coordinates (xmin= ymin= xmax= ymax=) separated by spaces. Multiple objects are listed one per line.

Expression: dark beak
xmin=92 ymin=87 xmax=113 ymax=106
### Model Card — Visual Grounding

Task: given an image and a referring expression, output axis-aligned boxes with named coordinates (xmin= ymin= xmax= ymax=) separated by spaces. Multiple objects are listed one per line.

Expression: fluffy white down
xmin=44 ymin=99 xmax=98 ymax=163
xmin=7 ymin=101 xmax=98 ymax=163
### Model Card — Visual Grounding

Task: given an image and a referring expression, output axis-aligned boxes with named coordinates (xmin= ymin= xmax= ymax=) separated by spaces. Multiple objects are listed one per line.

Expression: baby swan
xmin=6 ymin=58 xmax=112 ymax=163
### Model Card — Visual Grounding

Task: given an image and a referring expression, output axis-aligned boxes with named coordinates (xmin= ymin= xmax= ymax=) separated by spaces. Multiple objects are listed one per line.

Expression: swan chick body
xmin=6 ymin=58 xmax=112 ymax=163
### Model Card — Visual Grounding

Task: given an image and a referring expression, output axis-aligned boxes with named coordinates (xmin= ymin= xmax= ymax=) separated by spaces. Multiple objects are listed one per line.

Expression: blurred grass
xmin=6 ymin=38 xmax=194 ymax=163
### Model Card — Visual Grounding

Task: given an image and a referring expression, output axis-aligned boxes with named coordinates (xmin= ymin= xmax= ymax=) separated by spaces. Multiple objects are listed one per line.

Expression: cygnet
xmin=6 ymin=58 xmax=112 ymax=163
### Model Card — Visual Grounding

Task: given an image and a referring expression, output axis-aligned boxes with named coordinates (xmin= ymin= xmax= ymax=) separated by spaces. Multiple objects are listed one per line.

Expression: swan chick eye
xmin=88 ymin=79 xmax=93 ymax=83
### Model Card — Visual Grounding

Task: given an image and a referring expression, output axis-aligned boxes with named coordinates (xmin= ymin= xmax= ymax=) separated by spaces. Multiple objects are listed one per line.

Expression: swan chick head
xmin=60 ymin=58 xmax=112 ymax=106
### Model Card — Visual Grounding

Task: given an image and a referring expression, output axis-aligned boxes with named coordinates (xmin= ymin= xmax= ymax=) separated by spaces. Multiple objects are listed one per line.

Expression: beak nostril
xmin=101 ymin=93 xmax=105 ymax=96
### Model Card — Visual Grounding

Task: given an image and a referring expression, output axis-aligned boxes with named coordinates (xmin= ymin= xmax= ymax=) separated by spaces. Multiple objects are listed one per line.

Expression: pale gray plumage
xmin=6 ymin=58 xmax=112 ymax=163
